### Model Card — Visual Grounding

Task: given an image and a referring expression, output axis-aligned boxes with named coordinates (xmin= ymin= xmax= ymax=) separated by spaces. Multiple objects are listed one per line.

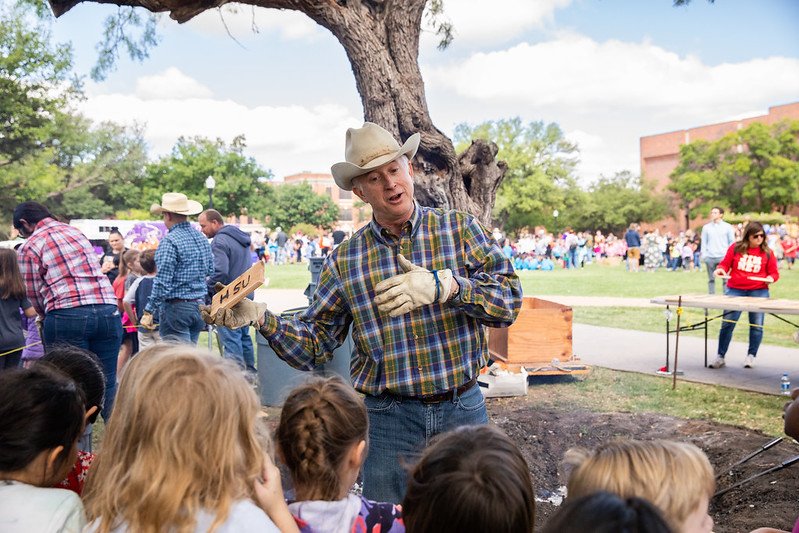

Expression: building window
xmin=339 ymin=208 xmax=353 ymax=221
xmin=325 ymin=186 xmax=333 ymax=197
xmin=339 ymin=190 xmax=352 ymax=199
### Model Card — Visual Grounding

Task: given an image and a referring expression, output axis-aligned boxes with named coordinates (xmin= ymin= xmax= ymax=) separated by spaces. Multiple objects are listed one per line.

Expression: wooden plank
xmin=210 ymin=261 xmax=265 ymax=315
xmin=651 ymin=294 xmax=799 ymax=315
xmin=528 ymin=367 xmax=591 ymax=376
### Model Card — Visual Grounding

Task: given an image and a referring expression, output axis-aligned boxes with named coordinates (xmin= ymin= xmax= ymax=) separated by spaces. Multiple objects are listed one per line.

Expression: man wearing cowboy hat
xmin=202 ymin=122 xmax=522 ymax=502
xmin=140 ymin=192 xmax=213 ymax=344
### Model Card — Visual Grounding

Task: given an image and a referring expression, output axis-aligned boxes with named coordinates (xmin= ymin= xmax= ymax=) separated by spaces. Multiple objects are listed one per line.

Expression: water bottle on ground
xmin=781 ymin=373 xmax=791 ymax=396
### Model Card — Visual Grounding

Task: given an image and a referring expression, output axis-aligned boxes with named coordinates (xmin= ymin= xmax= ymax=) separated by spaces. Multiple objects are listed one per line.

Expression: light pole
xmin=205 ymin=175 xmax=216 ymax=209
xmin=552 ymin=209 xmax=559 ymax=234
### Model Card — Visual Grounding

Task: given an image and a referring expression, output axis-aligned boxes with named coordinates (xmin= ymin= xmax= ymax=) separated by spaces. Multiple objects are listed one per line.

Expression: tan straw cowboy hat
xmin=150 ymin=192 xmax=203 ymax=216
xmin=330 ymin=122 xmax=420 ymax=191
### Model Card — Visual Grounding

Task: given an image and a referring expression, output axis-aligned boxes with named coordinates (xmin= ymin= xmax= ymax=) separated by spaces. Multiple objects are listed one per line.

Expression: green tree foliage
xmin=0 ymin=113 xmax=149 ymax=220
xmin=143 ymin=135 xmax=275 ymax=219
xmin=454 ymin=118 xmax=580 ymax=231
xmin=48 ymin=116 xmax=149 ymax=219
xmin=0 ymin=4 xmax=78 ymax=167
xmin=667 ymin=139 xmax=728 ymax=227
xmin=574 ymin=171 xmax=669 ymax=234
xmin=669 ymin=120 xmax=799 ymax=219
xmin=267 ymin=183 xmax=339 ymax=232
xmin=721 ymin=121 xmax=799 ymax=213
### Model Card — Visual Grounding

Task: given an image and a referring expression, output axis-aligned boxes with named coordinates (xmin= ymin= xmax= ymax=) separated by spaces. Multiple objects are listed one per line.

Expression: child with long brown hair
xmin=114 ymin=249 xmax=140 ymax=375
xmin=0 ymin=365 xmax=88 ymax=530
xmin=276 ymin=376 xmax=404 ymax=533
xmin=0 ymin=249 xmax=37 ymax=371
xmin=83 ymin=345 xmax=296 ymax=533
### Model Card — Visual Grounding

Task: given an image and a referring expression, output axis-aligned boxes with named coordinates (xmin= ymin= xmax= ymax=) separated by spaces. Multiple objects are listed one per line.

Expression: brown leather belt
xmin=397 ymin=377 xmax=478 ymax=404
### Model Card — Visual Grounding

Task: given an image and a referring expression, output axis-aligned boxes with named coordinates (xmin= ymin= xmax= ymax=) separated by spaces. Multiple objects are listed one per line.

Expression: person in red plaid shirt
xmin=13 ymin=202 xmax=122 ymax=419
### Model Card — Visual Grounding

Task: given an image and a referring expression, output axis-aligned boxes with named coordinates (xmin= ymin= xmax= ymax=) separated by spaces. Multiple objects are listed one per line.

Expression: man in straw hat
xmin=202 ymin=122 xmax=522 ymax=502
xmin=140 ymin=192 xmax=213 ymax=344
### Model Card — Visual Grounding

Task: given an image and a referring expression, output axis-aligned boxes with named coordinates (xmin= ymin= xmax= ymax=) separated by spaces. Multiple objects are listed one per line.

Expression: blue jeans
xmin=362 ymin=382 xmax=488 ymax=503
xmin=0 ymin=346 xmax=22 ymax=370
xmin=717 ymin=287 xmax=769 ymax=357
xmin=217 ymin=325 xmax=255 ymax=373
xmin=704 ymin=258 xmax=726 ymax=294
xmin=159 ymin=300 xmax=205 ymax=344
xmin=42 ymin=304 xmax=123 ymax=419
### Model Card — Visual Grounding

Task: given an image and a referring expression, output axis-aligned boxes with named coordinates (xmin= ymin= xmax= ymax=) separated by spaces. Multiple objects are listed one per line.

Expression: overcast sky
xmin=50 ymin=0 xmax=799 ymax=183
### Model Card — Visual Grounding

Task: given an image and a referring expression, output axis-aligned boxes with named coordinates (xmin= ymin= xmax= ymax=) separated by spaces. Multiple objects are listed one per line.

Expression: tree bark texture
xmin=48 ymin=0 xmax=507 ymax=225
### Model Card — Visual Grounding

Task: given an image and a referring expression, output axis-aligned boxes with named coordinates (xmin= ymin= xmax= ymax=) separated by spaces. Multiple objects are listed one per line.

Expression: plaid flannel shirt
xmin=17 ymin=218 xmax=117 ymax=315
xmin=260 ymin=204 xmax=522 ymax=397
xmin=145 ymin=221 xmax=213 ymax=313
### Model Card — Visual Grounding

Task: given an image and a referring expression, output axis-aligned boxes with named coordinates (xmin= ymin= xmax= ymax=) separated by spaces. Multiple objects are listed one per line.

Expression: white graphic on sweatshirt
xmin=737 ymin=254 xmax=762 ymax=273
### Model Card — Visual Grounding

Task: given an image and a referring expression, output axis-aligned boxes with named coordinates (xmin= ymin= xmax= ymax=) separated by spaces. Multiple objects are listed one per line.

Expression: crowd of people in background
xmin=491 ymin=220 xmax=797 ymax=274
xmin=251 ymin=225 xmax=351 ymax=266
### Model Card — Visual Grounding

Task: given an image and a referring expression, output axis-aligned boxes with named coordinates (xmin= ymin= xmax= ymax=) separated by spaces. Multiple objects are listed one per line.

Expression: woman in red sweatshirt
xmin=708 ymin=221 xmax=779 ymax=369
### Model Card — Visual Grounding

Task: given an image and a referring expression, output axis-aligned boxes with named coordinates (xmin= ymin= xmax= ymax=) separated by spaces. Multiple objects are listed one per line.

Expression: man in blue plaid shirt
xmin=203 ymin=123 xmax=522 ymax=502
xmin=141 ymin=193 xmax=213 ymax=344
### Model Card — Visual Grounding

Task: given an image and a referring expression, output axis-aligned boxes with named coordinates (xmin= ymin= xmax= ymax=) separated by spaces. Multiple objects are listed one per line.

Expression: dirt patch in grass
xmin=486 ymin=398 xmax=799 ymax=532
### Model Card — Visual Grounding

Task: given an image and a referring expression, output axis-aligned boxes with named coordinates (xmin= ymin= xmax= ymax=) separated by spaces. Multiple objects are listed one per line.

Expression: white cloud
xmin=421 ymin=0 xmax=571 ymax=50
xmin=425 ymin=33 xmax=799 ymax=180
xmin=428 ymin=33 xmax=799 ymax=112
xmin=80 ymin=69 xmax=361 ymax=178
xmin=135 ymin=67 xmax=213 ymax=100
xmin=180 ymin=5 xmax=322 ymax=41
xmin=446 ymin=0 xmax=571 ymax=44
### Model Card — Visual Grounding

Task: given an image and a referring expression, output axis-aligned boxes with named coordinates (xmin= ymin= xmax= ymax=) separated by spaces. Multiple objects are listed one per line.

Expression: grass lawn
xmin=261 ymin=263 xmax=798 ymax=347
xmin=528 ymin=367 xmax=788 ymax=436
xmin=574 ymin=306 xmax=799 ymax=348
xmin=263 ymin=261 xmax=799 ymax=300
xmin=518 ymin=262 xmax=799 ymax=300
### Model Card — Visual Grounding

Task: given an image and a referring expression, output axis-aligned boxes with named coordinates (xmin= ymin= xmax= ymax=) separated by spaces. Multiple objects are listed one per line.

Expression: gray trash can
xmin=257 ymin=256 xmax=354 ymax=406
xmin=256 ymin=315 xmax=353 ymax=406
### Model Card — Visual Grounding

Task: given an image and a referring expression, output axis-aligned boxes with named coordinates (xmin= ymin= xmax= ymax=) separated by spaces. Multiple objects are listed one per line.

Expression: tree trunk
xmin=48 ymin=0 xmax=507 ymax=226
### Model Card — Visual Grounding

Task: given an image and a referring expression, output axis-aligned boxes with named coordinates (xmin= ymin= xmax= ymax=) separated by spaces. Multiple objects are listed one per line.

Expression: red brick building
xmin=640 ymin=102 xmax=799 ymax=231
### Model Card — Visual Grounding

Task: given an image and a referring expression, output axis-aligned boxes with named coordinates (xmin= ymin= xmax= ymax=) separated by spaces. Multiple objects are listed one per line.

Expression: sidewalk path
xmin=256 ymin=288 xmax=799 ymax=395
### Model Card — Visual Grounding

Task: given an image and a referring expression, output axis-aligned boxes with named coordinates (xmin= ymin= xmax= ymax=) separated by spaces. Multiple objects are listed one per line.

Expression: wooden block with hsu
xmin=210 ymin=262 xmax=265 ymax=316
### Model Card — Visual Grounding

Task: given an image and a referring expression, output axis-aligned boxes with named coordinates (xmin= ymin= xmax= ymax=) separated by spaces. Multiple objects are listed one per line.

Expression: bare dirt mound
xmin=486 ymin=398 xmax=799 ymax=533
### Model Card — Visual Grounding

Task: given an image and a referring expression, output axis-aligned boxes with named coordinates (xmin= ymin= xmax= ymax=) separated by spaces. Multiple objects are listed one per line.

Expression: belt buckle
xmin=419 ymin=392 xmax=449 ymax=404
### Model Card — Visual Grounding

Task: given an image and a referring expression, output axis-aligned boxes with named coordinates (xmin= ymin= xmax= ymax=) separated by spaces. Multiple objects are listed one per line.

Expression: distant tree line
xmin=455 ymin=118 xmax=668 ymax=236
xmin=0 ymin=4 xmax=338 ymax=238
xmin=668 ymin=120 xmax=799 ymax=228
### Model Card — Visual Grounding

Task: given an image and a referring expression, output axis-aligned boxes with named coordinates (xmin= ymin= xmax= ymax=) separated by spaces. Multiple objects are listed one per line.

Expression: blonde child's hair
xmin=276 ymin=375 xmax=367 ymax=501
xmin=83 ymin=345 xmax=266 ymax=533
xmin=565 ymin=439 xmax=714 ymax=532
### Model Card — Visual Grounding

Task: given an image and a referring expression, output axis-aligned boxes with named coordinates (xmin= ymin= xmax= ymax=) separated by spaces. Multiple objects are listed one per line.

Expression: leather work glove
xmin=199 ymin=283 xmax=268 ymax=328
xmin=373 ymin=254 xmax=453 ymax=317
xmin=139 ymin=311 xmax=156 ymax=330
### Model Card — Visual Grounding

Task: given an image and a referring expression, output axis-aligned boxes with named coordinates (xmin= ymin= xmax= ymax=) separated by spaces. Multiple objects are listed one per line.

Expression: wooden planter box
xmin=488 ymin=297 xmax=578 ymax=373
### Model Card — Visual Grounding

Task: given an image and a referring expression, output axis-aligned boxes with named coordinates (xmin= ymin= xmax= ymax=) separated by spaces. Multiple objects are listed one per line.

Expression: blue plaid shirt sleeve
xmin=146 ymin=238 xmax=177 ymax=313
xmin=260 ymin=254 xmax=352 ymax=370
xmin=450 ymin=215 xmax=522 ymax=326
